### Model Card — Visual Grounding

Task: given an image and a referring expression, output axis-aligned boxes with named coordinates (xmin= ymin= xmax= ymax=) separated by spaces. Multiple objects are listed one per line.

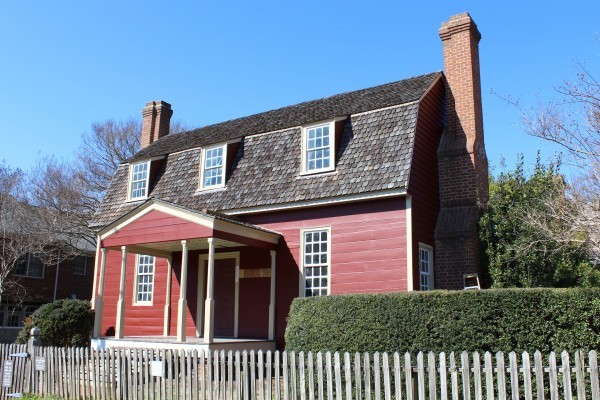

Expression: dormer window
xmin=201 ymin=144 xmax=226 ymax=189
xmin=129 ymin=161 xmax=150 ymax=200
xmin=301 ymin=121 xmax=336 ymax=175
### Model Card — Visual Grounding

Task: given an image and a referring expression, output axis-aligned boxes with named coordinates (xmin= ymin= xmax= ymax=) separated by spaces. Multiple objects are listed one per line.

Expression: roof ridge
xmin=130 ymin=71 xmax=440 ymax=162
xmin=181 ymin=71 xmax=441 ymax=136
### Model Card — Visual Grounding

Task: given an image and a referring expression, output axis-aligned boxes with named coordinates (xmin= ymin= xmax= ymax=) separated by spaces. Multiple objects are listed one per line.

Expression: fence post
xmin=27 ymin=326 xmax=41 ymax=394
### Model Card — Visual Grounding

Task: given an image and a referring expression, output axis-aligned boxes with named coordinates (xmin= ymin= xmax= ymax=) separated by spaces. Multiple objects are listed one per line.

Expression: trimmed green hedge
xmin=285 ymin=288 xmax=600 ymax=353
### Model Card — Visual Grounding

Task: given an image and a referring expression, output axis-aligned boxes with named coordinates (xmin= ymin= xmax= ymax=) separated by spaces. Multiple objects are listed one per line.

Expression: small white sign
xmin=2 ymin=360 xmax=13 ymax=387
xmin=35 ymin=357 xmax=46 ymax=371
xmin=150 ymin=360 xmax=164 ymax=378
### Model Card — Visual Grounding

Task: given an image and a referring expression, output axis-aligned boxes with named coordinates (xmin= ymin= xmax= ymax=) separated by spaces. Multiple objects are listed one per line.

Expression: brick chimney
xmin=434 ymin=13 xmax=489 ymax=289
xmin=141 ymin=100 xmax=173 ymax=149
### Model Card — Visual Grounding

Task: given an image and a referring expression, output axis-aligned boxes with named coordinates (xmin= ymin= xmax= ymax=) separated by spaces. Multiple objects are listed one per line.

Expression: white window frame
xmin=301 ymin=120 xmax=336 ymax=175
xmin=200 ymin=144 xmax=227 ymax=190
xmin=299 ymin=227 xmax=331 ymax=297
xmin=419 ymin=243 xmax=434 ymax=291
xmin=13 ymin=253 xmax=45 ymax=279
xmin=128 ymin=160 xmax=151 ymax=201
xmin=0 ymin=304 xmax=37 ymax=328
xmin=133 ymin=254 xmax=155 ymax=306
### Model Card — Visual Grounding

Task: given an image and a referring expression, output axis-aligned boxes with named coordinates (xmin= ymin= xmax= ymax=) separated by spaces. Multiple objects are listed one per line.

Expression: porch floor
xmin=91 ymin=336 xmax=276 ymax=352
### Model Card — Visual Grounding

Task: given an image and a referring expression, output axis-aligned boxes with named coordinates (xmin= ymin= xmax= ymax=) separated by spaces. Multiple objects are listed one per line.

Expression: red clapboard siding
xmin=102 ymin=210 xmax=213 ymax=247
xmin=98 ymin=197 xmax=408 ymax=349
xmin=243 ymin=197 xmax=408 ymax=348
xmin=408 ymin=77 xmax=445 ymax=289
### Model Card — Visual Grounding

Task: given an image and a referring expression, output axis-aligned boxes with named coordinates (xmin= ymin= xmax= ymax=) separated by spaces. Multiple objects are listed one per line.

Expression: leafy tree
xmin=480 ymin=155 xmax=598 ymax=288
xmin=16 ymin=299 xmax=94 ymax=347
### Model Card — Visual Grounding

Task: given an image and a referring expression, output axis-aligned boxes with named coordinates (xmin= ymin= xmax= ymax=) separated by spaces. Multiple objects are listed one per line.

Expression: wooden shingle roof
xmin=91 ymin=72 xmax=442 ymax=228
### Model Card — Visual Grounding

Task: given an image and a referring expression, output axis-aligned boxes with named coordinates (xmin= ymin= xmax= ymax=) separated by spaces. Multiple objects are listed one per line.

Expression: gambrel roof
xmin=91 ymin=72 xmax=442 ymax=229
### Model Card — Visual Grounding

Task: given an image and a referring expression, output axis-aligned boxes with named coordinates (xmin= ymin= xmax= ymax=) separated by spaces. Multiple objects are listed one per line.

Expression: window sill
xmin=132 ymin=302 xmax=153 ymax=307
xmin=195 ymin=186 xmax=227 ymax=194
xmin=13 ymin=275 xmax=44 ymax=280
xmin=125 ymin=197 xmax=147 ymax=204
xmin=297 ymin=170 xmax=338 ymax=179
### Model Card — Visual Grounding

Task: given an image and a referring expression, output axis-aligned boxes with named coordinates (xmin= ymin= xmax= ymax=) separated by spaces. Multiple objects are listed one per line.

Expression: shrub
xmin=285 ymin=288 xmax=600 ymax=353
xmin=16 ymin=299 xmax=94 ymax=347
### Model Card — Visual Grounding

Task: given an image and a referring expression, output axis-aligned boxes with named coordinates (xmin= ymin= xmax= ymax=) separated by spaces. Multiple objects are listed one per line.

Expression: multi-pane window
xmin=303 ymin=229 xmax=330 ymax=297
xmin=304 ymin=124 xmax=333 ymax=173
xmin=14 ymin=253 xmax=44 ymax=278
xmin=135 ymin=255 xmax=155 ymax=304
xmin=419 ymin=244 xmax=434 ymax=291
xmin=202 ymin=145 xmax=225 ymax=189
xmin=0 ymin=305 xmax=37 ymax=328
xmin=129 ymin=161 xmax=149 ymax=200
xmin=73 ymin=256 xmax=87 ymax=275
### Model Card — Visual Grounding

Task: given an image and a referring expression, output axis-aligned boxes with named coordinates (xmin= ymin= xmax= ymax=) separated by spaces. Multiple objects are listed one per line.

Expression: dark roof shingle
xmin=131 ymin=72 xmax=440 ymax=161
xmin=91 ymin=72 xmax=441 ymax=228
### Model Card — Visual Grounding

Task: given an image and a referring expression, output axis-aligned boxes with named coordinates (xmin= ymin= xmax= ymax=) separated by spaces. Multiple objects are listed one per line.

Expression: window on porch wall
xmin=303 ymin=229 xmax=330 ymax=297
xmin=134 ymin=255 xmax=155 ymax=304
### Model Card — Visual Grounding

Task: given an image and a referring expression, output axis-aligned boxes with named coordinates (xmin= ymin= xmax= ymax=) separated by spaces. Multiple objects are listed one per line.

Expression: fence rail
xmin=0 ymin=344 xmax=598 ymax=400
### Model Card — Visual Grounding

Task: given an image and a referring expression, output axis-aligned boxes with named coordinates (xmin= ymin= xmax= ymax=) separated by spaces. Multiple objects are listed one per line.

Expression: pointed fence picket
xmin=0 ymin=344 xmax=598 ymax=399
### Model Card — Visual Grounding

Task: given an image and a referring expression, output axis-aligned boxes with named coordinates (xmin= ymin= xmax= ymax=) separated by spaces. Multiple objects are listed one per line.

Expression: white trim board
xmin=224 ymin=188 xmax=407 ymax=215
xmin=98 ymin=199 xmax=279 ymax=245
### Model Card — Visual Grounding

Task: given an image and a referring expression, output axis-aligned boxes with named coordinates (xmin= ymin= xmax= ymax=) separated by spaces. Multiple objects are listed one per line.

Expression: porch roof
xmin=97 ymin=198 xmax=280 ymax=253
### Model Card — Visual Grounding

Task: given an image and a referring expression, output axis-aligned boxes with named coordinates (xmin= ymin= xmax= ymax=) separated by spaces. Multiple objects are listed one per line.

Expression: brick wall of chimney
xmin=141 ymin=100 xmax=173 ymax=149
xmin=434 ymin=13 xmax=489 ymax=289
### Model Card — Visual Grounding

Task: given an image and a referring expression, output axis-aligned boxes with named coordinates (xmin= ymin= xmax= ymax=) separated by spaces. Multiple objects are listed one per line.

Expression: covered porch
xmin=92 ymin=199 xmax=280 ymax=350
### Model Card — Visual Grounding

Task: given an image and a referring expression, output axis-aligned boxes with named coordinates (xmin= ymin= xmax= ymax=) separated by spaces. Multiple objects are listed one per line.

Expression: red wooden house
xmin=90 ymin=13 xmax=488 ymax=351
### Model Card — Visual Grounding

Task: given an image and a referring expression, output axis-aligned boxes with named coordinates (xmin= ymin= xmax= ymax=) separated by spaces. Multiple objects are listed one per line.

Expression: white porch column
xmin=268 ymin=250 xmax=277 ymax=340
xmin=163 ymin=257 xmax=173 ymax=336
xmin=93 ymin=248 xmax=108 ymax=337
xmin=91 ymin=238 xmax=101 ymax=310
xmin=177 ymin=240 xmax=189 ymax=342
xmin=115 ymin=246 xmax=128 ymax=339
xmin=203 ymin=238 xmax=216 ymax=343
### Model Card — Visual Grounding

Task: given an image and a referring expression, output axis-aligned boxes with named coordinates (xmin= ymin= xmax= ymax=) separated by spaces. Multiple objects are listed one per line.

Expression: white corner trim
xmin=406 ymin=195 xmax=413 ymax=292
xmin=224 ymin=188 xmax=408 ymax=215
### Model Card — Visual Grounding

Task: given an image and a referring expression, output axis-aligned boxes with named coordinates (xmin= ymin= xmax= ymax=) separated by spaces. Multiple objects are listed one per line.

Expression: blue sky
xmin=1 ymin=1 xmax=598 ymax=177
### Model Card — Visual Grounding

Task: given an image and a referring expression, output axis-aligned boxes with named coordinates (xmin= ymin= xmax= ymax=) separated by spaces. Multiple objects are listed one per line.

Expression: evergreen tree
xmin=480 ymin=155 xmax=598 ymax=288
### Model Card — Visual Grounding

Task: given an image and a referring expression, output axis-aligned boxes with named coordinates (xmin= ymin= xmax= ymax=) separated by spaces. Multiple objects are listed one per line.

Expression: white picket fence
xmin=0 ymin=344 xmax=598 ymax=400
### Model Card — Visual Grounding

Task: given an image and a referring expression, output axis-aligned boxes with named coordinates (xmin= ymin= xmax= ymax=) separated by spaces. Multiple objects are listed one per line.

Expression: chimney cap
xmin=145 ymin=100 xmax=172 ymax=108
xmin=439 ymin=12 xmax=481 ymax=41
